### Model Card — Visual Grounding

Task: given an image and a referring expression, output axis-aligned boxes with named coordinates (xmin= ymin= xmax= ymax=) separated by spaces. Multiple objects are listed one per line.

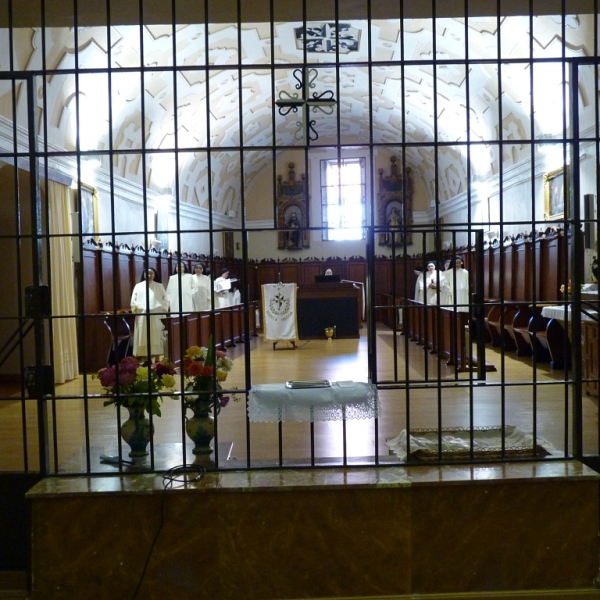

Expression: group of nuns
xmin=129 ymin=263 xmax=240 ymax=360
xmin=414 ymin=256 xmax=469 ymax=310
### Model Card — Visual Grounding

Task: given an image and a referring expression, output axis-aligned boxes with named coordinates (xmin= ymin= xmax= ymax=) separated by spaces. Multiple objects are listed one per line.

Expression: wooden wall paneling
xmin=185 ymin=314 xmax=199 ymax=349
xmin=346 ymin=261 xmax=366 ymax=286
xmin=247 ymin=264 xmax=260 ymax=303
xmin=490 ymin=245 xmax=501 ymax=300
xmin=164 ymin=315 xmax=183 ymax=367
xmin=280 ymin=263 xmax=299 ymax=285
xmin=483 ymin=244 xmax=492 ymax=299
xmin=198 ymin=312 xmax=213 ymax=347
xmin=119 ymin=247 xmax=135 ymax=310
xmin=402 ymin=259 xmax=413 ymax=300
xmin=533 ymin=237 xmax=543 ymax=302
xmin=393 ymin=258 xmax=411 ymax=300
xmin=540 ymin=234 xmax=563 ymax=302
xmin=374 ymin=259 xmax=391 ymax=296
xmin=213 ymin=311 xmax=224 ymax=349
xmin=465 ymin=248 xmax=478 ymax=300
xmin=221 ymin=309 xmax=234 ymax=347
xmin=82 ymin=244 xmax=102 ymax=315
xmin=503 ymin=242 xmax=514 ymax=301
xmin=231 ymin=305 xmax=243 ymax=343
xmin=258 ymin=265 xmax=278 ymax=289
xmin=101 ymin=246 xmax=116 ymax=311
xmin=159 ymin=250 xmax=170 ymax=285
xmin=80 ymin=244 xmax=105 ymax=372
xmin=301 ymin=263 xmax=321 ymax=285
xmin=148 ymin=248 xmax=160 ymax=281
xmin=180 ymin=253 xmax=192 ymax=274
xmin=513 ymin=238 xmax=530 ymax=302
xmin=132 ymin=248 xmax=147 ymax=293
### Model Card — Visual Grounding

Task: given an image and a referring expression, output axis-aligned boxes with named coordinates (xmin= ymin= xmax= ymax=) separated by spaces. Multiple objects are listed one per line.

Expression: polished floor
xmin=0 ymin=322 xmax=597 ymax=473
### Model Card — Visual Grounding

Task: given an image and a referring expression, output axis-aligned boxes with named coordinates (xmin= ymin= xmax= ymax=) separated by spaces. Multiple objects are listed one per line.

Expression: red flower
xmin=154 ymin=361 xmax=175 ymax=378
xmin=186 ymin=361 xmax=205 ymax=377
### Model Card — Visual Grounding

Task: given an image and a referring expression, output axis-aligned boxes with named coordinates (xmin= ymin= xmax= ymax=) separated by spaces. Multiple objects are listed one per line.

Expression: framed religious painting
xmin=377 ymin=156 xmax=412 ymax=246
xmin=223 ymin=230 xmax=234 ymax=259
xmin=276 ymin=162 xmax=310 ymax=250
xmin=544 ymin=166 xmax=568 ymax=221
xmin=78 ymin=184 xmax=99 ymax=242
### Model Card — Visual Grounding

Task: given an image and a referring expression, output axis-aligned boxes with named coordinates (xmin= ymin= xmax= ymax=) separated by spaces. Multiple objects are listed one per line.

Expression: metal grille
xmin=0 ymin=1 xmax=598 ymax=476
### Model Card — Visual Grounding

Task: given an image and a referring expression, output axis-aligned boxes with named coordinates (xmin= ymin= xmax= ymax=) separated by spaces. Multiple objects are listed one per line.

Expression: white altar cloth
xmin=248 ymin=381 xmax=381 ymax=423
xmin=541 ymin=305 xmax=597 ymax=322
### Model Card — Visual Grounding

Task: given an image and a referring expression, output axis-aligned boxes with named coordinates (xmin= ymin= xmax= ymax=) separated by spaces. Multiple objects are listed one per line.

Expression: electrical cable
xmin=131 ymin=464 xmax=206 ymax=599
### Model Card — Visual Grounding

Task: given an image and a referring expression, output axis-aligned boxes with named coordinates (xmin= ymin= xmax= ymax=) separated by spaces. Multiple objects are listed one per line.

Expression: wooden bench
xmin=486 ymin=303 xmax=518 ymax=351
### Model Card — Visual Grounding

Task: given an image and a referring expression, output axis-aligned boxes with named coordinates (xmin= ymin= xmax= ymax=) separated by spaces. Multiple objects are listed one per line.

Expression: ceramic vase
xmin=186 ymin=405 xmax=215 ymax=456
xmin=120 ymin=405 xmax=153 ymax=457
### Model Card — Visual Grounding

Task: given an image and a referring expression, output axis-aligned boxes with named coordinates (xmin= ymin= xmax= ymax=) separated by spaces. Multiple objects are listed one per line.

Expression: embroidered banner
xmin=262 ymin=283 xmax=298 ymax=341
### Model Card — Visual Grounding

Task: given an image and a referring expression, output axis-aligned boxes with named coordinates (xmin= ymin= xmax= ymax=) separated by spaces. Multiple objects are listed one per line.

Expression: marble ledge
xmin=26 ymin=459 xmax=599 ymax=499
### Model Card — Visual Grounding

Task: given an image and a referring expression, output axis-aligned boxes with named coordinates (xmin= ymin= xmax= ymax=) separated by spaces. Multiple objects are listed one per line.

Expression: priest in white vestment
xmin=131 ymin=268 xmax=168 ymax=360
xmin=192 ymin=263 xmax=212 ymax=311
xmin=166 ymin=263 xmax=197 ymax=313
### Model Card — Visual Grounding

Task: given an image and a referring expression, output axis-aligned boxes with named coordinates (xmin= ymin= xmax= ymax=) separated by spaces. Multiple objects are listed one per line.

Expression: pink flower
xmin=97 ymin=366 xmax=117 ymax=389
xmin=120 ymin=357 xmax=140 ymax=370
xmin=118 ymin=369 xmax=137 ymax=386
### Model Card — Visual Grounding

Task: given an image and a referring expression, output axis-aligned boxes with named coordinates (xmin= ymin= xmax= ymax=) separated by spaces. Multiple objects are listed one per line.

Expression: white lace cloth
xmin=541 ymin=305 xmax=597 ymax=321
xmin=248 ymin=381 xmax=381 ymax=423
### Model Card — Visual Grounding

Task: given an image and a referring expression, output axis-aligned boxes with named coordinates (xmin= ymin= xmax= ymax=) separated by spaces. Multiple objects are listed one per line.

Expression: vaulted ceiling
xmin=0 ymin=12 xmax=596 ymax=215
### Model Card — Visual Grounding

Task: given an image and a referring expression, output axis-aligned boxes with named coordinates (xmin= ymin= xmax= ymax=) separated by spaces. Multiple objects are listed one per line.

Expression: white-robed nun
xmin=130 ymin=268 xmax=168 ymax=360
xmin=214 ymin=268 xmax=231 ymax=308
xmin=192 ymin=263 xmax=212 ymax=311
xmin=166 ymin=263 xmax=197 ymax=313
xmin=440 ymin=256 xmax=470 ymax=311
xmin=415 ymin=262 xmax=438 ymax=304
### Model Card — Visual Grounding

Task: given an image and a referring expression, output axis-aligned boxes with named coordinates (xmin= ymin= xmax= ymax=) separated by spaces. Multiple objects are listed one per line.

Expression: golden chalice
xmin=324 ymin=327 xmax=335 ymax=341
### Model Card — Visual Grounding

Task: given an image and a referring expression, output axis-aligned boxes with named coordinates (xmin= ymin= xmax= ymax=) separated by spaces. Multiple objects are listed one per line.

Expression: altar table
xmin=248 ymin=381 xmax=380 ymax=423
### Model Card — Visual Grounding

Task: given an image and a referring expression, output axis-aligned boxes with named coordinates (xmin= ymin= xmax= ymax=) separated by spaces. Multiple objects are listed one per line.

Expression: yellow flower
xmin=218 ymin=357 xmax=233 ymax=371
xmin=216 ymin=368 xmax=228 ymax=382
xmin=136 ymin=366 xmax=149 ymax=380
xmin=185 ymin=346 xmax=206 ymax=360
xmin=162 ymin=374 xmax=176 ymax=389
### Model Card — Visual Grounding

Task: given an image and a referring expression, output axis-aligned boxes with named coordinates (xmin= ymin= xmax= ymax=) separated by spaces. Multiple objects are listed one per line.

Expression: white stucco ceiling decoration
xmin=0 ymin=13 xmax=596 ymax=214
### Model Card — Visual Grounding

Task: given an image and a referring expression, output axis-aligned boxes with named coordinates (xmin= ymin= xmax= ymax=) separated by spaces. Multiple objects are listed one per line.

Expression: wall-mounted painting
xmin=78 ymin=184 xmax=99 ymax=242
xmin=223 ymin=230 xmax=234 ymax=259
xmin=277 ymin=162 xmax=310 ymax=250
xmin=544 ymin=166 xmax=567 ymax=221
xmin=377 ymin=156 xmax=412 ymax=246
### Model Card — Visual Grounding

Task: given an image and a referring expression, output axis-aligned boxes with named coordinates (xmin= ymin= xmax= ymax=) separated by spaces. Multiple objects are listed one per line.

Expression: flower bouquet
xmin=183 ymin=337 xmax=234 ymax=414
xmin=94 ymin=356 xmax=176 ymax=457
xmin=182 ymin=336 xmax=234 ymax=456
xmin=95 ymin=356 xmax=176 ymax=417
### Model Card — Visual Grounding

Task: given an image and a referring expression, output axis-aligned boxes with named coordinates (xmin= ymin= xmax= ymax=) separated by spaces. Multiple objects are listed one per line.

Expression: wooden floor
xmin=0 ymin=322 xmax=597 ymax=473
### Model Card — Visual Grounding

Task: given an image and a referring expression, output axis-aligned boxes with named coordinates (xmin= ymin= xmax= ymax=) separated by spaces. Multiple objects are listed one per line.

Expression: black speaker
xmin=23 ymin=365 xmax=54 ymax=397
xmin=584 ymin=193 xmax=596 ymax=250
xmin=25 ymin=285 xmax=51 ymax=317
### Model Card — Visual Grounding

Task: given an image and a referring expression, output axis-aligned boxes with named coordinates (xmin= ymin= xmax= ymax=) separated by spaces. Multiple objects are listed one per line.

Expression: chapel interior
xmin=1 ymin=0 xmax=600 ymax=598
